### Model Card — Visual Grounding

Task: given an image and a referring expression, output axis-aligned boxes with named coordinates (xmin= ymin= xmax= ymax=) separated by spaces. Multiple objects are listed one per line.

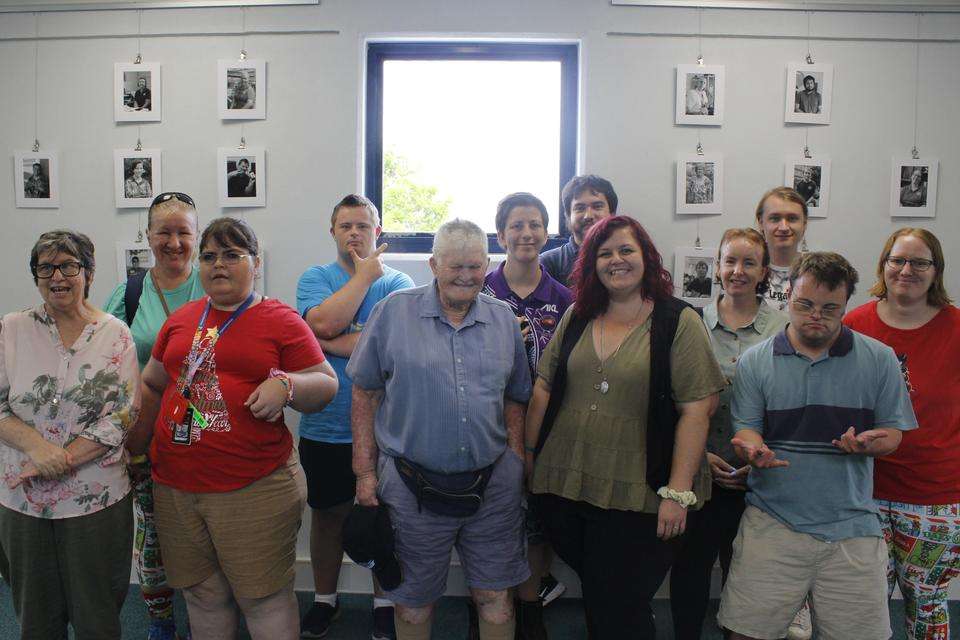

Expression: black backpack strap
xmin=535 ymin=312 xmax=589 ymax=456
xmin=124 ymin=270 xmax=148 ymax=326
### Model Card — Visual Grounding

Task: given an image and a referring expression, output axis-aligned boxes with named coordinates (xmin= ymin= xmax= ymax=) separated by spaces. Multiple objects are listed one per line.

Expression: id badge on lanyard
xmin=170 ymin=293 xmax=254 ymax=446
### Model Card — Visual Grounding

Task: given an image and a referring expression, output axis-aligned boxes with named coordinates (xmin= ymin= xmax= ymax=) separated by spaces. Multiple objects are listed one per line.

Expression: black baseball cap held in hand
xmin=342 ymin=504 xmax=403 ymax=591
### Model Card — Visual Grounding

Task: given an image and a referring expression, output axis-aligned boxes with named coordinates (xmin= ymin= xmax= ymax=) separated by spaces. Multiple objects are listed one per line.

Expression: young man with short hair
xmin=539 ymin=175 xmax=617 ymax=287
xmin=481 ymin=192 xmax=574 ymax=640
xmin=296 ymin=194 xmax=415 ymax=640
xmin=718 ymin=252 xmax=917 ymax=640
xmin=755 ymin=187 xmax=808 ymax=312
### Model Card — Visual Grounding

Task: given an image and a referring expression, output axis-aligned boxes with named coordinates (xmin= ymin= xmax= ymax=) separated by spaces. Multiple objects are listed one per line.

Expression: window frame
xmin=364 ymin=40 xmax=579 ymax=253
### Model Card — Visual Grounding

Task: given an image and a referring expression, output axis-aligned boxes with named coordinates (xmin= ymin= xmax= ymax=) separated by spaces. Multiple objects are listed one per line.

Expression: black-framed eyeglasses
xmin=886 ymin=256 xmax=933 ymax=272
xmin=150 ymin=192 xmax=196 ymax=209
xmin=35 ymin=261 xmax=83 ymax=279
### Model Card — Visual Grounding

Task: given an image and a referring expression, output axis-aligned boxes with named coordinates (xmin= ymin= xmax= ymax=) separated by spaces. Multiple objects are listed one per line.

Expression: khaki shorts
xmin=153 ymin=452 xmax=307 ymax=599
xmin=718 ymin=505 xmax=890 ymax=640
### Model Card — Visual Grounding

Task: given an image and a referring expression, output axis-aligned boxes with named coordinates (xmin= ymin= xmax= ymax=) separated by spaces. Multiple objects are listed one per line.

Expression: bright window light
xmin=382 ymin=60 xmax=562 ymax=235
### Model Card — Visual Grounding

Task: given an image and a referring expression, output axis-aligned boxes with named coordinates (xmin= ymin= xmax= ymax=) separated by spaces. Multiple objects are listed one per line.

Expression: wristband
xmin=524 ymin=445 xmax=536 ymax=453
xmin=657 ymin=486 xmax=697 ymax=508
xmin=129 ymin=454 xmax=148 ymax=465
xmin=269 ymin=368 xmax=294 ymax=406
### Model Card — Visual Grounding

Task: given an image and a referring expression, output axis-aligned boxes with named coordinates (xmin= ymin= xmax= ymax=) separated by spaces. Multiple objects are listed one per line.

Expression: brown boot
xmin=515 ymin=599 xmax=547 ymax=640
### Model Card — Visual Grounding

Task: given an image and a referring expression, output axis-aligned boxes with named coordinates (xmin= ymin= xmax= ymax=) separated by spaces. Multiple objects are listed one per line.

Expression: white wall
xmin=2 ymin=0 xmax=959 ymax=595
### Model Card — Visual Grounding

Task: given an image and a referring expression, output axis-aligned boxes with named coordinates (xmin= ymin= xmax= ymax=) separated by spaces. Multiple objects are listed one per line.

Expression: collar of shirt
xmin=420 ymin=280 xmax=494 ymax=328
xmin=490 ymin=262 xmax=562 ymax=305
xmin=703 ymin=295 xmax=772 ymax=335
xmin=773 ymin=324 xmax=854 ymax=359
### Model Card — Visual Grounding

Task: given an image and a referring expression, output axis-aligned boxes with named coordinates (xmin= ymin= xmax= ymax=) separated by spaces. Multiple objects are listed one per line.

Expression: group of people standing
xmin=0 ymin=174 xmax=955 ymax=640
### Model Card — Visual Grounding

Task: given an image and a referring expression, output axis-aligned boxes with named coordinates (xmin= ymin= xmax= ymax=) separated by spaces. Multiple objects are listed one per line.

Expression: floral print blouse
xmin=0 ymin=305 xmax=140 ymax=519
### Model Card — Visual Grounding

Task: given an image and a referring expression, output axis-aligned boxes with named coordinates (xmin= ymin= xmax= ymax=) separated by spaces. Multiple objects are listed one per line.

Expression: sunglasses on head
xmin=150 ymin=192 xmax=196 ymax=209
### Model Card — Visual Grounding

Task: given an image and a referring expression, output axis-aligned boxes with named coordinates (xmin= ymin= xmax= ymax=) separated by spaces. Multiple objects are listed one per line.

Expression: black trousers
xmin=533 ymin=493 xmax=681 ymax=639
xmin=669 ymin=485 xmax=747 ymax=640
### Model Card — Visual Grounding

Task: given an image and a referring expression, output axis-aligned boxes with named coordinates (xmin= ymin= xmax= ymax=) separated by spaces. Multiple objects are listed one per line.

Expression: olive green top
xmin=531 ymin=305 xmax=726 ymax=513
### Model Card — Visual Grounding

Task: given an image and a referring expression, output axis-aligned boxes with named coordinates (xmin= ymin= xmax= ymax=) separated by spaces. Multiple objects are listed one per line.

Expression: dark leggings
xmin=669 ymin=485 xmax=747 ymax=640
xmin=533 ymin=493 xmax=682 ymax=639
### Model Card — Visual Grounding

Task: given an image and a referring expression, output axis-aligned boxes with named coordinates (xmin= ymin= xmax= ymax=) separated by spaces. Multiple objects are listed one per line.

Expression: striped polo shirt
xmin=732 ymin=326 xmax=917 ymax=541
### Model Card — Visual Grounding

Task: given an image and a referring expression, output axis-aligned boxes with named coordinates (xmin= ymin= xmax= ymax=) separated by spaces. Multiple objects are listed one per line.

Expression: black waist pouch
xmin=394 ymin=457 xmax=495 ymax=518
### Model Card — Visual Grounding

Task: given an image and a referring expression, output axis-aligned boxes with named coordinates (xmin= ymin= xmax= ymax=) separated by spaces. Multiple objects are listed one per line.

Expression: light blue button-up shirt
xmin=346 ymin=283 xmax=532 ymax=473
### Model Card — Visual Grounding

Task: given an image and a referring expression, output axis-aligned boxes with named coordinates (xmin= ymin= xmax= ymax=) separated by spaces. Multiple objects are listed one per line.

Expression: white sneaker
xmin=786 ymin=603 xmax=812 ymax=640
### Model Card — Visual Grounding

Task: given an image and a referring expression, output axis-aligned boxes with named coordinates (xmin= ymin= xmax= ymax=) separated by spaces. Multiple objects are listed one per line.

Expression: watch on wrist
xmin=657 ymin=486 xmax=697 ymax=508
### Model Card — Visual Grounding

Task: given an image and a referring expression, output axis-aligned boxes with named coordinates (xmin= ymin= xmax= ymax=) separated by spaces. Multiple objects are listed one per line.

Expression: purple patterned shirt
xmin=482 ymin=263 xmax=573 ymax=378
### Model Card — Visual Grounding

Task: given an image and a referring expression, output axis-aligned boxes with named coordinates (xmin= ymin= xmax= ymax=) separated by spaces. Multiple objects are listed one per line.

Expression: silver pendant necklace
xmin=597 ymin=302 xmax=646 ymax=395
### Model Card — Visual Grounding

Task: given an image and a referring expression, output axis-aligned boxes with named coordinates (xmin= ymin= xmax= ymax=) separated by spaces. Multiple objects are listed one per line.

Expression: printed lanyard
xmin=180 ymin=292 xmax=255 ymax=397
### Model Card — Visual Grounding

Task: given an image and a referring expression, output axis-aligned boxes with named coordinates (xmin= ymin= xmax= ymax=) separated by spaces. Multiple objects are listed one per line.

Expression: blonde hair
xmin=754 ymin=186 xmax=808 ymax=222
xmin=868 ymin=228 xmax=953 ymax=307
xmin=148 ymin=197 xmax=198 ymax=230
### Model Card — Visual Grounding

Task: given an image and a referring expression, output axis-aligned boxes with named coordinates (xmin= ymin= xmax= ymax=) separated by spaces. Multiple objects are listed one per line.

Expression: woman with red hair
xmin=524 ymin=216 xmax=724 ymax=638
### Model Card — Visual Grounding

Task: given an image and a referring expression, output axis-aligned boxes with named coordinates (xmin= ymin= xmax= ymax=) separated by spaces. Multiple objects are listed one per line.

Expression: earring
xmin=801 ymin=238 xmax=808 ymax=252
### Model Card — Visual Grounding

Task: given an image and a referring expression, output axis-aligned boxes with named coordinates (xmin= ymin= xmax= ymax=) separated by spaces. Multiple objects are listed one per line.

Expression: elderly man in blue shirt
xmin=347 ymin=218 xmax=532 ymax=640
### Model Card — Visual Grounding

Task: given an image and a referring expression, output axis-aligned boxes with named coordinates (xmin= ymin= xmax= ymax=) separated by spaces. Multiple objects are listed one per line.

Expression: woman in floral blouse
xmin=0 ymin=230 xmax=140 ymax=638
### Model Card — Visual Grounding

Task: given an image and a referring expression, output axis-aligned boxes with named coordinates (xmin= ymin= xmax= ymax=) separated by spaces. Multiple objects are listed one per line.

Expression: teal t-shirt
xmin=103 ymin=269 xmax=206 ymax=369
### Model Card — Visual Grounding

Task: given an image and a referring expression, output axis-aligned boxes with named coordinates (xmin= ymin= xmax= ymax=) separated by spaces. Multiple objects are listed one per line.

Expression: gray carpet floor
xmin=0 ymin=584 xmax=956 ymax=639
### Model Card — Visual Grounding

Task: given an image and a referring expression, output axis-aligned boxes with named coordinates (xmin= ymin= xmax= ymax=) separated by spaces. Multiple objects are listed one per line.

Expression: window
xmin=365 ymin=41 xmax=579 ymax=252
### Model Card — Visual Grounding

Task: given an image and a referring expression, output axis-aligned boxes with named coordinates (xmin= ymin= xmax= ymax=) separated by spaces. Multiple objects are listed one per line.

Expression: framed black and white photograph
xmin=115 ymin=242 xmax=155 ymax=283
xmin=114 ymin=149 xmax=161 ymax=209
xmin=114 ymin=62 xmax=161 ymax=122
xmin=784 ymin=157 xmax=831 ymax=218
xmin=674 ymin=246 xmax=718 ymax=308
xmin=13 ymin=151 xmax=59 ymax=209
xmin=676 ymin=154 xmax=723 ymax=215
xmin=217 ymin=147 xmax=265 ymax=208
xmin=675 ymin=64 xmax=725 ymax=126
xmin=890 ymin=158 xmax=938 ymax=218
xmin=784 ymin=63 xmax=833 ymax=125
xmin=218 ymin=59 xmax=266 ymax=120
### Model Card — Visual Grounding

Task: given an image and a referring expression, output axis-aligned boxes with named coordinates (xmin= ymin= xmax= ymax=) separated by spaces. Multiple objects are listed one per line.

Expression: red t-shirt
xmin=150 ymin=298 xmax=325 ymax=493
xmin=844 ymin=301 xmax=960 ymax=504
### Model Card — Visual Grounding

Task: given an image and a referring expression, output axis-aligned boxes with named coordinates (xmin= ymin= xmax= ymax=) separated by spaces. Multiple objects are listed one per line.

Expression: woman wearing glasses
xmin=0 ymin=230 xmax=140 ymax=638
xmin=844 ymin=228 xmax=960 ymax=640
xmin=104 ymin=191 xmax=204 ymax=640
xmin=128 ymin=217 xmax=338 ymax=639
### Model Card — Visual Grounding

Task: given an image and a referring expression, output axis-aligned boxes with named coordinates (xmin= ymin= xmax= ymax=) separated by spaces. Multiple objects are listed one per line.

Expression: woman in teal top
xmin=103 ymin=192 xmax=203 ymax=640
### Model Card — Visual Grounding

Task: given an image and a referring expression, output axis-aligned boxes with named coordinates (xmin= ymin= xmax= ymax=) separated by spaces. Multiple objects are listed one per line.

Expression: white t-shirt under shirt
xmin=765 ymin=264 xmax=790 ymax=312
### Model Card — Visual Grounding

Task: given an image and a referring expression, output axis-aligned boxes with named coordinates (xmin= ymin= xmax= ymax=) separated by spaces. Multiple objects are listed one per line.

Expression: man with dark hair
xmin=539 ymin=175 xmax=617 ymax=286
xmin=133 ymin=76 xmax=152 ymax=111
xmin=24 ymin=162 xmax=48 ymax=199
xmin=718 ymin=252 xmax=917 ymax=640
xmin=227 ymin=158 xmax=256 ymax=198
xmin=296 ymin=194 xmax=415 ymax=639
xmin=795 ymin=75 xmax=821 ymax=114
xmin=684 ymin=260 xmax=712 ymax=298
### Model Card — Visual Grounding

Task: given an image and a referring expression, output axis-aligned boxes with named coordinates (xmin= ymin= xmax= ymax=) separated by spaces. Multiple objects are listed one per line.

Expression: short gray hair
xmin=30 ymin=229 xmax=96 ymax=298
xmin=432 ymin=219 xmax=487 ymax=260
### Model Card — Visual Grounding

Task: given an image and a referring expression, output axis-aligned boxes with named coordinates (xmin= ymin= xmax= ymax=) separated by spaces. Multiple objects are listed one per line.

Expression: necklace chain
xmin=598 ymin=301 xmax=647 ymax=375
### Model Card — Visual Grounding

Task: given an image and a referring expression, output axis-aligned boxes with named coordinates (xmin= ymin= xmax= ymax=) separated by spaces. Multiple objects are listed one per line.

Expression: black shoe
xmin=516 ymin=600 xmax=548 ymax=640
xmin=537 ymin=574 xmax=566 ymax=607
xmin=301 ymin=602 xmax=340 ymax=639
xmin=372 ymin=605 xmax=396 ymax=640
xmin=467 ymin=601 xmax=480 ymax=640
